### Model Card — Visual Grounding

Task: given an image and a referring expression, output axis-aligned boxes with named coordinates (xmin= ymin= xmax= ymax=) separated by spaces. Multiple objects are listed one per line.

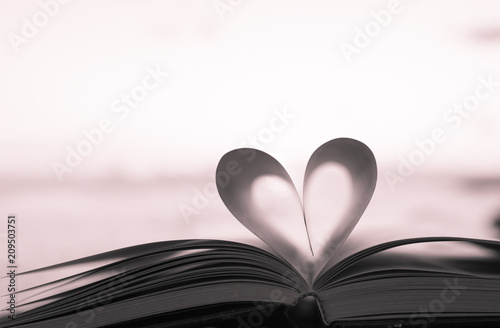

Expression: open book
xmin=2 ymin=138 xmax=500 ymax=328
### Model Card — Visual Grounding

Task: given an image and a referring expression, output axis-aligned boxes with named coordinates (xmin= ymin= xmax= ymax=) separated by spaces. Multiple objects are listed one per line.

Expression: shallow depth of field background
xmin=1 ymin=0 xmax=500 ymax=276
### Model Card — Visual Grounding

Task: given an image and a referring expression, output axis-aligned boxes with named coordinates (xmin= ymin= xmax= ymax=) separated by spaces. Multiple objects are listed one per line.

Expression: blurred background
xmin=1 ymin=0 xmax=500 ymax=272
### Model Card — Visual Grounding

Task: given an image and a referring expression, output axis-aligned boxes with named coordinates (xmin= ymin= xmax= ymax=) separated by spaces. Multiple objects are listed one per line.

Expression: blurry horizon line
xmin=2 ymin=167 xmax=500 ymax=185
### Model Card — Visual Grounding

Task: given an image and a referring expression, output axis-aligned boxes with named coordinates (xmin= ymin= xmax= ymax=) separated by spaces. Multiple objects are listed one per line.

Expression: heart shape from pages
xmin=303 ymin=138 xmax=377 ymax=269
xmin=216 ymin=138 xmax=377 ymax=276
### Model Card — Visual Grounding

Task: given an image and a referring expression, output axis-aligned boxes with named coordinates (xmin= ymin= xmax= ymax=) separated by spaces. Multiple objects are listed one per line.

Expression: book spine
xmin=285 ymin=292 xmax=330 ymax=327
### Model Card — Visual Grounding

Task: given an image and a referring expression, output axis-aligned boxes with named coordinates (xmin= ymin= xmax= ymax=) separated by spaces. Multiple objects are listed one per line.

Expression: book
xmin=2 ymin=138 xmax=500 ymax=328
